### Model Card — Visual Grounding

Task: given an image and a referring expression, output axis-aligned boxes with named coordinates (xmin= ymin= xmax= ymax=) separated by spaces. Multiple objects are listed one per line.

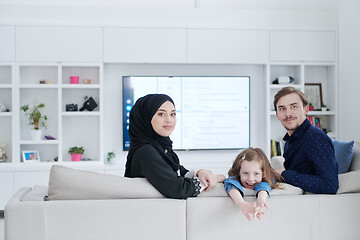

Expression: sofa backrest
xmin=46 ymin=165 xmax=303 ymax=201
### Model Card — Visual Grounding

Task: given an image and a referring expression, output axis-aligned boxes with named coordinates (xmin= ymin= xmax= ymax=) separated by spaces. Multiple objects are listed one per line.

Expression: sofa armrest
xmin=5 ymin=187 xmax=32 ymax=207
xmin=21 ymin=185 xmax=48 ymax=201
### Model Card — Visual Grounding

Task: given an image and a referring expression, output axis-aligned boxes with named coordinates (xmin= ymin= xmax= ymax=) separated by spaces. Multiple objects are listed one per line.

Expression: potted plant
xmin=0 ymin=142 xmax=8 ymax=162
xmin=308 ymin=103 xmax=314 ymax=111
xmin=321 ymin=103 xmax=327 ymax=112
xmin=68 ymin=146 xmax=84 ymax=161
xmin=20 ymin=103 xmax=48 ymax=141
xmin=106 ymin=151 xmax=115 ymax=163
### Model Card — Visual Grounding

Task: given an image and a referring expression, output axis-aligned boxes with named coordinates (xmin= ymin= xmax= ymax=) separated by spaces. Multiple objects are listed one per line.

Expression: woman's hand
xmin=196 ymin=169 xmax=221 ymax=191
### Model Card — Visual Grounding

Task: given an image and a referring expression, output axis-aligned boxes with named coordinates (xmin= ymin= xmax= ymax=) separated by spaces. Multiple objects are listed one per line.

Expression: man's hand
xmin=196 ymin=169 xmax=223 ymax=191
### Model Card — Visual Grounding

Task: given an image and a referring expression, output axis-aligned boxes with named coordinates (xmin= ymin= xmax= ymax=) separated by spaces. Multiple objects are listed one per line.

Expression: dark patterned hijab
xmin=124 ymin=94 xmax=180 ymax=176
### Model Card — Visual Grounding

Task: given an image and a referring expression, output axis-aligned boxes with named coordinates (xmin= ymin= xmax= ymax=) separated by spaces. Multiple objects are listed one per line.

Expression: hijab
xmin=124 ymin=94 xmax=180 ymax=176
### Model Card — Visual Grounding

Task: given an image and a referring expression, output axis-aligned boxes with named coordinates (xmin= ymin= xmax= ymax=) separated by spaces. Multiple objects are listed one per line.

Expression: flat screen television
xmin=122 ymin=76 xmax=250 ymax=151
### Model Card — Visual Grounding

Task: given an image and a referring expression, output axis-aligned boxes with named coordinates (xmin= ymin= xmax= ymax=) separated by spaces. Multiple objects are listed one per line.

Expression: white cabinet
xmin=0 ymin=172 xmax=13 ymax=210
xmin=270 ymin=30 xmax=336 ymax=61
xmin=0 ymin=26 xmax=15 ymax=61
xmin=104 ymin=27 xmax=187 ymax=63
xmin=16 ymin=26 xmax=103 ymax=62
xmin=266 ymin=63 xmax=337 ymax=157
xmin=188 ymin=29 xmax=268 ymax=63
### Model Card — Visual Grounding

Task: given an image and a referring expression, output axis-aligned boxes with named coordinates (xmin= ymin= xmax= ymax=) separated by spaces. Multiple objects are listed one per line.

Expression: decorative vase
xmin=70 ymin=76 xmax=79 ymax=84
xmin=321 ymin=107 xmax=327 ymax=112
xmin=30 ymin=129 xmax=43 ymax=141
xmin=71 ymin=153 xmax=82 ymax=161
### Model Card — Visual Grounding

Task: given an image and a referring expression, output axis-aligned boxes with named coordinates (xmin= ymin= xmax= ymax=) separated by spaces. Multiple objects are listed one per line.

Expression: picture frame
xmin=22 ymin=150 xmax=40 ymax=163
xmin=304 ymin=83 xmax=323 ymax=110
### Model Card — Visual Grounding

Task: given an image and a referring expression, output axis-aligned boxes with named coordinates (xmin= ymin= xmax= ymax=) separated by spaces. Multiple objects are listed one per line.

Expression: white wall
xmin=338 ymin=0 xmax=360 ymax=142
xmin=0 ymin=0 xmax=341 ymax=175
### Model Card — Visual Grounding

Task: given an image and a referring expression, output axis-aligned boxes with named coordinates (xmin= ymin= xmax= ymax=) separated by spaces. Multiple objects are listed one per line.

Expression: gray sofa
xmin=5 ymin=142 xmax=360 ymax=240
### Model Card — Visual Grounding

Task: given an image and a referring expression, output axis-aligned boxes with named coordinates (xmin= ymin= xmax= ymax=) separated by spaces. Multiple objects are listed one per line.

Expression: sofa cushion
xmin=48 ymin=165 xmax=165 ymax=200
xmin=333 ymin=139 xmax=354 ymax=174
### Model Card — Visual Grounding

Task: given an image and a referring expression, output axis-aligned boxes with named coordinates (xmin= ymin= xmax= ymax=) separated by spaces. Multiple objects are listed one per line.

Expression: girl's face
xmin=239 ymin=159 xmax=263 ymax=189
xmin=151 ymin=101 xmax=177 ymax=137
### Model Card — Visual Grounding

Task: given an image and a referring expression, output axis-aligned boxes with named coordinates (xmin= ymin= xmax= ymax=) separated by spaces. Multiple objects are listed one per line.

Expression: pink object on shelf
xmin=71 ymin=153 xmax=82 ymax=161
xmin=70 ymin=76 xmax=79 ymax=84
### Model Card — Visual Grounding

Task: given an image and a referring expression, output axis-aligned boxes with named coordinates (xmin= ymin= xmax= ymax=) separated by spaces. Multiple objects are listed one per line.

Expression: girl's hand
xmin=255 ymin=194 xmax=269 ymax=220
xmin=238 ymin=201 xmax=263 ymax=221
xmin=254 ymin=201 xmax=268 ymax=220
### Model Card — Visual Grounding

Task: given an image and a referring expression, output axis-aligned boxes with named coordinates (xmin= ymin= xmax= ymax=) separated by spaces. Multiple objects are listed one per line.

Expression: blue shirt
xmin=282 ymin=118 xmax=339 ymax=194
xmin=224 ymin=176 xmax=271 ymax=197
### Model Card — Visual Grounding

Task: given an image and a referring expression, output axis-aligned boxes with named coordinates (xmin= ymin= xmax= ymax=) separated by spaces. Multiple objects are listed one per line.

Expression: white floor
xmin=0 ymin=211 xmax=4 ymax=240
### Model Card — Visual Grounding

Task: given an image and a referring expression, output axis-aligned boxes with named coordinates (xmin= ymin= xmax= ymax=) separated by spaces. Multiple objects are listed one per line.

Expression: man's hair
xmin=273 ymin=86 xmax=309 ymax=112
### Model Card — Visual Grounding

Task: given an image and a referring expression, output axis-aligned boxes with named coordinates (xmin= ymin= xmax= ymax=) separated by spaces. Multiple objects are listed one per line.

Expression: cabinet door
xmin=188 ymin=29 xmax=268 ymax=63
xmin=0 ymin=172 xmax=13 ymax=210
xmin=16 ymin=26 xmax=103 ymax=62
xmin=0 ymin=26 xmax=15 ymax=61
xmin=270 ymin=30 xmax=336 ymax=61
xmin=104 ymin=27 xmax=187 ymax=63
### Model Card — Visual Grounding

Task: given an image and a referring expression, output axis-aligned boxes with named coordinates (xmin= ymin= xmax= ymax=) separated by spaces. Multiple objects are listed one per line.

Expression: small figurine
xmin=0 ymin=142 xmax=8 ymax=161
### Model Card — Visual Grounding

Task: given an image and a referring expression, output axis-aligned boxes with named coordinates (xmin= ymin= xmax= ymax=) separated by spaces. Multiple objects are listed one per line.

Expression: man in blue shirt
xmin=273 ymin=86 xmax=338 ymax=194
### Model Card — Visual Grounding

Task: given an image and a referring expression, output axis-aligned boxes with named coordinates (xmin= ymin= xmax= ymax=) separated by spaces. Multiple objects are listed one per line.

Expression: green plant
xmin=107 ymin=152 xmax=115 ymax=162
xmin=68 ymin=146 xmax=85 ymax=155
xmin=20 ymin=103 xmax=47 ymax=130
xmin=321 ymin=103 xmax=326 ymax=108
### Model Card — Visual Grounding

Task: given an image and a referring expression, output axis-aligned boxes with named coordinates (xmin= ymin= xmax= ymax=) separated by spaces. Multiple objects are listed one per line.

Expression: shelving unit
xmin=13 ymin=63 xmax=103 ymax=165
xmin=266 ymin=62 xmax=338 ymax=157
xmin=0 ymin=63 xmax=14 ymax=163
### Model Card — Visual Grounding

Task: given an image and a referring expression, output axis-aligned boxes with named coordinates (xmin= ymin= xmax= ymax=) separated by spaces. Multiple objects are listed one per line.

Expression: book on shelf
xmin=307 ymin=116 xmax=322 ymax=130
xmin=270 ymin=139 xmax=283 ymax=158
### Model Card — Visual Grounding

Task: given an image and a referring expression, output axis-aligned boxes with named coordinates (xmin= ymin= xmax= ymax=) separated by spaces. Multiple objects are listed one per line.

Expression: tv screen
xmin=123 ymin=76 xmax=250 ymax=150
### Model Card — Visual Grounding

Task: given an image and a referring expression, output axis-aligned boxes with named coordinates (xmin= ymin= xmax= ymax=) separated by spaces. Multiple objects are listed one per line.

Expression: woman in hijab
xmin=125 ymin=94 xmax=225 ymax=199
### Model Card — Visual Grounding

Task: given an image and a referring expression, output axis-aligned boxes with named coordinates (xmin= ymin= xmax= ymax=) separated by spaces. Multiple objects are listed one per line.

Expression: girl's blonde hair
xmin=228 ymin=147 xmax=283 ymax=189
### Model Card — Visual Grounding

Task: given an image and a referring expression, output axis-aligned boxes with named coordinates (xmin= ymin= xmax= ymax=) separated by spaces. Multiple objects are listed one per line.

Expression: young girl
xmin=224 ymin=147 xmax=282 ymax=221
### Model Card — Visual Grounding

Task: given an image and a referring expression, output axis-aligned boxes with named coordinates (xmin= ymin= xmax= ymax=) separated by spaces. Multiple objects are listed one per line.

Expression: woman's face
xmin=151 ymin=101 xmax=177 ymax=137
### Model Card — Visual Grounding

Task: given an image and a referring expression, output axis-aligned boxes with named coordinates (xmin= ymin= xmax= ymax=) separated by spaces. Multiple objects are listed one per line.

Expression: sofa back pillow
xmin=333 ymin=140 xmax=354 ymax=174
xmin=48 ymin=165 xmax=165 ymax=200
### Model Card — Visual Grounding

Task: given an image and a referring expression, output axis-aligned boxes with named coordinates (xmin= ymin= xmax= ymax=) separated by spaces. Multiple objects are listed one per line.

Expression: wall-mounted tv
xmin=123 ymin=76 xmax=250 ymax=151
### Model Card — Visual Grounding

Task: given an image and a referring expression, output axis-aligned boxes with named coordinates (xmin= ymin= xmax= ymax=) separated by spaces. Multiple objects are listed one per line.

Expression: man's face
xmin=276 ymin=93 xmax=309 ymax=136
